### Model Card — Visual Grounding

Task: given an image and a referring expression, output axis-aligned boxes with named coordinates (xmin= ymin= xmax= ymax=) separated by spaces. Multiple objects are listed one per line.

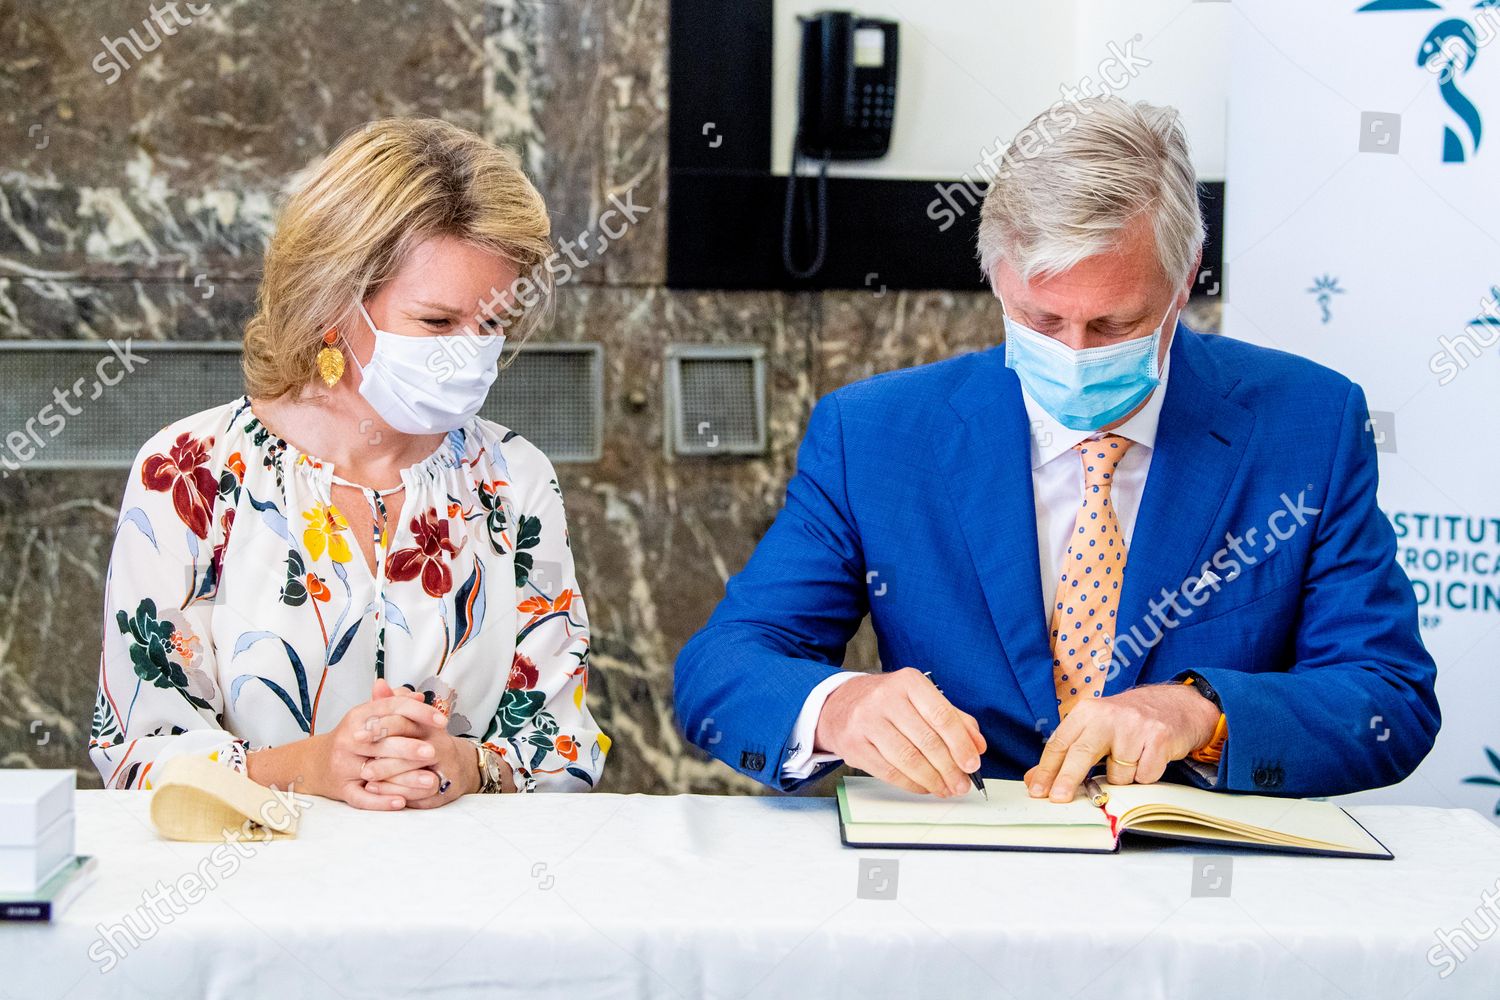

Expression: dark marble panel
xmin=527 ymin=0 xmax=668 ymax=286
xmin=4 ymin=0 xmax=667 ymax=292
xmin=2 ymin=1 xmax=263 ymax=270
xmin=1 ymin=3 xmax=158 ymax=189
xmin=811 ymin=289 xmax=1003 ymax=397
xmin=0 ymin=471 xmax=124 ymax=783
xmin=2 ymin=0 xmax=490 ymax=278
xmin=229 ymin=1 xmax=488 ymax=184
xmin=0 ymin=276 xmax=257 ymax=341
xmin=0 ymin=173 xmax=271 ymax=279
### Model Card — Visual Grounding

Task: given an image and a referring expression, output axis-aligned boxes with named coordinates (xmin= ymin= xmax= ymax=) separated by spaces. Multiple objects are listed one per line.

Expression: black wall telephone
xmin=783 ymin=11 xmax=900 ymax=278
xmin=796 ymin=11 xmax=900 ymax=160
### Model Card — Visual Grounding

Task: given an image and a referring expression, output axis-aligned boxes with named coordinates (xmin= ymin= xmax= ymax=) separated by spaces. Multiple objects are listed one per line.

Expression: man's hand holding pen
xmin=814 ymin=668 xmax=987 ymax=799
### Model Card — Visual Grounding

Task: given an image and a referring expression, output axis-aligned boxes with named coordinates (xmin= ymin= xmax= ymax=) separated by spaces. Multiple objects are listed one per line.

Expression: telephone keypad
xmin=858 ymin=81 xmax=896 ymax=130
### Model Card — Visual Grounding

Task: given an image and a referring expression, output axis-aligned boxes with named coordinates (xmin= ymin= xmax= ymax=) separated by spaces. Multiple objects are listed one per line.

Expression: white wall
xmin=772 ymin=0 xmax=1229 ymax=181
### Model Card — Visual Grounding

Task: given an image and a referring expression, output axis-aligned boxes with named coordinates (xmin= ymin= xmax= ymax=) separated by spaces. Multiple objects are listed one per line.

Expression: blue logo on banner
xmin=1306 ymin=275 xmax=1346 ymax=324
xmin=1359 ymin=0 xmax=1499 ymax=162
xmin=1471 ymin=285 xmax=1500 ymax=330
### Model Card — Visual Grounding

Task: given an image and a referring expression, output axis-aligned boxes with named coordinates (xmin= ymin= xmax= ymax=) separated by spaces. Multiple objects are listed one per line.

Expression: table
xmin=6 ymin=791 xmax=1500 ymax=999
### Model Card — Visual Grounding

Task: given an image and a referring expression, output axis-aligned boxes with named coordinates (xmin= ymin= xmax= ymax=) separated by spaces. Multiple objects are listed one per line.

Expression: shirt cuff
xmin=1179 ymin=755 xmax=1221 ymax=788
xmin=782 ymin=672 xmax=862 ymax=780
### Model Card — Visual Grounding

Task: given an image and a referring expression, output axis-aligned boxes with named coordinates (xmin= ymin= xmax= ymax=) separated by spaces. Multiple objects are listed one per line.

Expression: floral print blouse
xmin=89 ymin=396 xmax=608 ymax=793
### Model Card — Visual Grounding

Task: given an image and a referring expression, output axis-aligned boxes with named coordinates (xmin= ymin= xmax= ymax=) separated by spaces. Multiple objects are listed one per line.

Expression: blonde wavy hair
xmin=243 ymin=117 xmax=553 ymax=400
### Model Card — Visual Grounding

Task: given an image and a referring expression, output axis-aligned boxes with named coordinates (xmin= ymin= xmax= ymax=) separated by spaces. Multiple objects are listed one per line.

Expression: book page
xmin=841 ymin=776 xmax=1107 ymax=828
xmin=1104 ymin=781 xmax=1382 ymax=853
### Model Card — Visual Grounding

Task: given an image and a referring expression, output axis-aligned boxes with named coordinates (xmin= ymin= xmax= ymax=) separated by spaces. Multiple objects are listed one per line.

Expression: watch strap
xmin=1181 ymin=674 xmax=1228 ymax=764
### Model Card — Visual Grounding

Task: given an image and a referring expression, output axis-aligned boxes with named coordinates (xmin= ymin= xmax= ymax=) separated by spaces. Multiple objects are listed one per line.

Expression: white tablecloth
xmin=7 ymin=790 xmax=1500 ymax=999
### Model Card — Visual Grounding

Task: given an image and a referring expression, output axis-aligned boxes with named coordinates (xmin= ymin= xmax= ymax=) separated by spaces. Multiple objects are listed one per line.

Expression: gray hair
xmin=977 ymin=97 xmax=1205 ymax=287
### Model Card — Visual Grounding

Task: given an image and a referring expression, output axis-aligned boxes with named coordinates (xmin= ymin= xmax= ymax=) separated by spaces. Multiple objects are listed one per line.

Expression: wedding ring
xmin=436 ymin=771 xmax=452 ymax=794
xmin=1108 ymin=755 xmax=1139 ymax=768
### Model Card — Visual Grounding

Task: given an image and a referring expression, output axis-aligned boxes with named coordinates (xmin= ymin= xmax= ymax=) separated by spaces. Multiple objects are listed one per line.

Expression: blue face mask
xmin=1000 ymin=298 xmax=1174 ymax=431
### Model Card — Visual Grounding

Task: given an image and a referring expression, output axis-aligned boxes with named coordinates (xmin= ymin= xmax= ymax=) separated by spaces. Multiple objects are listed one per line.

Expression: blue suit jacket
xmin=674 ymin=325 xmax=1440 ymax=796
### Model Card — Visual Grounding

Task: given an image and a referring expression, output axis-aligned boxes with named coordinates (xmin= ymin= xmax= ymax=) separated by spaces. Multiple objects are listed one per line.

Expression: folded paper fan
xmin=149 ymin=756 xmax=303 ymax=842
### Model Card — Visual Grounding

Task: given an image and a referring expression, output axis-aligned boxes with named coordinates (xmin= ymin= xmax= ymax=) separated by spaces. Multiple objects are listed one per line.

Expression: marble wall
xmin=0 ymin=0 xmax=1220 ymax=794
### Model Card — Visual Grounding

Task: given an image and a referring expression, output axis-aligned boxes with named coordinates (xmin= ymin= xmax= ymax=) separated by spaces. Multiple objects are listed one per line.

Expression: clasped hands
xmin=814 ymin=668 xmax=1219 ymax=802
xmin=308 ymin=678 xmax=480 ymax=810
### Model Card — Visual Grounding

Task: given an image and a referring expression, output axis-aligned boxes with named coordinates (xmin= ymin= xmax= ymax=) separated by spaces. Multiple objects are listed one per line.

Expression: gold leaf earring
xmin=316 ymin=327 xmax=345 ymax=387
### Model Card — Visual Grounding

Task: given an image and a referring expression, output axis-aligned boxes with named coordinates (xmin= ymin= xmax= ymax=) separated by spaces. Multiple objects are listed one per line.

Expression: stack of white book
xmin=0 ymin=770 xmax=95 ymax=921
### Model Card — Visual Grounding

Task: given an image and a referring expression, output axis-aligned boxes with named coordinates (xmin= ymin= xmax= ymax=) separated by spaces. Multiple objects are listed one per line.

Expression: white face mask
xmin=349 ymin=299 xmax=505 ymax=435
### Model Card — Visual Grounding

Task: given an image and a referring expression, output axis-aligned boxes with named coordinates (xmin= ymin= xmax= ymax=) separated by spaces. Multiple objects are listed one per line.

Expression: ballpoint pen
xmin=1083 ymin=773 xmax=1109 ymax=808
xmin=921 ymin=671 xmax=987 ymax=799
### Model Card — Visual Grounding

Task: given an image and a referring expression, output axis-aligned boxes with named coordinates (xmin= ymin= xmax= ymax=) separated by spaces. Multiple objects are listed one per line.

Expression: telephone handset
xmin=783 ymin=11 xmax=900 ymax=279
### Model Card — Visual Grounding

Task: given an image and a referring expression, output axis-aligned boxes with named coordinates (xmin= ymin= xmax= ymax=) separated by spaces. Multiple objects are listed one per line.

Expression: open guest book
xmin=837 ymin=776 xmax=1392 ymax=859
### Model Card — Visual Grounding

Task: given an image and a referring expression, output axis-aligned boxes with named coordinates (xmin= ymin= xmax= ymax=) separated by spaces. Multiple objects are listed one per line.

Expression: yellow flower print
xmin=302 ymin=503 xmax=352 ymax=563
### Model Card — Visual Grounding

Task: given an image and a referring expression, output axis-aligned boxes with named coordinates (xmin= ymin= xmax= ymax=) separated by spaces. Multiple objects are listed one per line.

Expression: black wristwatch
xmin=1180 ymin=670 xmax=1223 ymax=710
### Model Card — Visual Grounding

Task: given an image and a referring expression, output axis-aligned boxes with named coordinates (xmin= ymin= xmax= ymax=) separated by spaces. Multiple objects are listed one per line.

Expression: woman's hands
xmin=250 ymin=679 xmax=490 ymax=810
xmin=354 ymin=679 xmax=480 ymax=808
xmin=302 ymin=682 xmax=456 ymax=810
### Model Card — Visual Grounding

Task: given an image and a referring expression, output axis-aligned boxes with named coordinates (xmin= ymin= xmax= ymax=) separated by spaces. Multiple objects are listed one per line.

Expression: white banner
xmin=1226 ymin=1 xmax=1500 ymax=816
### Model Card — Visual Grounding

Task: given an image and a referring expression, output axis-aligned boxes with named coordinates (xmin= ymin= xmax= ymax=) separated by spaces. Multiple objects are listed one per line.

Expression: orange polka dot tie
xmin=1052 ymin=434 xmax=1134 ymax=719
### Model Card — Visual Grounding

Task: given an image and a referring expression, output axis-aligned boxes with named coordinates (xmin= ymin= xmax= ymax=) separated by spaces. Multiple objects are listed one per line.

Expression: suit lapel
xmin=940 ymin=351 xmax=1061 ymax=733
xmin=1108 ymin=327 xmax=1255 ymax=691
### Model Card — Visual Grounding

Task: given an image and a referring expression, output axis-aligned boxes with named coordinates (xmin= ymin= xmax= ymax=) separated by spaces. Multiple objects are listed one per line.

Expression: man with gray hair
xmin=676 ymin=97 xmax=1438 ymax=803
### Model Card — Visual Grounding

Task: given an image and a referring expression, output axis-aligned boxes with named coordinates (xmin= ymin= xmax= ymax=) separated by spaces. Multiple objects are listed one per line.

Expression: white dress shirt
xmin=780 ymin=356 xmax=1172 ymax=780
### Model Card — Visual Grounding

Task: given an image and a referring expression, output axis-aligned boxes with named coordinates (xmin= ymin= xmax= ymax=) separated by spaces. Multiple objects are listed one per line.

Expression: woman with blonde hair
xmin=89 ymin=118 xmax=608 ymax=806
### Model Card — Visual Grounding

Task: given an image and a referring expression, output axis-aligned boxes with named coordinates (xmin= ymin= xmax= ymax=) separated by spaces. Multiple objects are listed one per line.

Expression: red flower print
xmin=387 ymin=508 xmax=464 ymax=598
xmin=508 ymin=651 xmax=539 ymax=690
xmin=207 ymin=508 xmax=235 ymax=585
xmin=142 ymin=432 xmax=218 ymax=538
xmin=555 ymin=734 xmax=578 ymax=762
